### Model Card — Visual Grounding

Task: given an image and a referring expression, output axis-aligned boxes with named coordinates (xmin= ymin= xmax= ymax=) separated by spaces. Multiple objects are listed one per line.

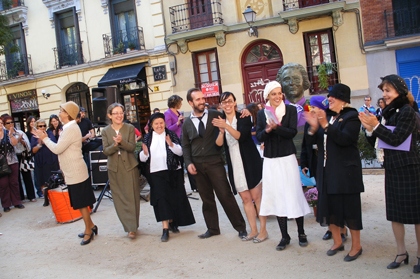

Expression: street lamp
xmin=242 ymin=6 xmax=258 ymax=37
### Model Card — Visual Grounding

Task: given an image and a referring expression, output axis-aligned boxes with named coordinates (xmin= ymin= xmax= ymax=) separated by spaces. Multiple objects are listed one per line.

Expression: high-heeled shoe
xmin=80 ymin=233 xmax=94 ymax=246
xmin=78 ymin=225 xmax=98 ymax=238
xmin=412 ymin=256 xmax=419 ymax=273
xmin=387 ymin=252 xmax=409 ymax=269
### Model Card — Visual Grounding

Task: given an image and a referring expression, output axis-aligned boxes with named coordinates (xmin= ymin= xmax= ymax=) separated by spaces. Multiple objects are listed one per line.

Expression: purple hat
xmin=310 ymin=96 xmax=329 ymax=110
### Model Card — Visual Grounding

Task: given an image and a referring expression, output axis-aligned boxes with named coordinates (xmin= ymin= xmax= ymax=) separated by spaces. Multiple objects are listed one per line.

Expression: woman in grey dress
xmin=102 ymin=103 xmax=140 ymax=239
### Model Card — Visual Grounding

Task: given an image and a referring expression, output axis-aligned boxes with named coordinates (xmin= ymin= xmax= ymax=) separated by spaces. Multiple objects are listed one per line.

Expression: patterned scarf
xmin=142 ymin=128 xmax=181 ymax=171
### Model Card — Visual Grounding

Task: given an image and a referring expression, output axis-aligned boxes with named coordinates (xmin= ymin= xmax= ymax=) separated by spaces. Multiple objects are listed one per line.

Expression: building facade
xmin=164 ymin=0 xmax=368 ymax=110
xmin=360 ymin=0 xmax=420 ymax=107
xmin=0 ymin=0 xmax=172 ymax=133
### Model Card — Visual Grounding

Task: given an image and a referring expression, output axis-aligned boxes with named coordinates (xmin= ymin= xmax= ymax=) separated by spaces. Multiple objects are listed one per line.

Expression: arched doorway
xmin=66 ymin=82 xmax=92 ymax=120
xmin=241 ymin=40 xmax=283 ymax=105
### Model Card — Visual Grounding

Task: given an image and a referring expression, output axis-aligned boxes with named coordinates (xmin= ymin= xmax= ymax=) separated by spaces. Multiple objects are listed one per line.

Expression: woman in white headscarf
xmin=256 ymin=81 xmax=311 ymax=251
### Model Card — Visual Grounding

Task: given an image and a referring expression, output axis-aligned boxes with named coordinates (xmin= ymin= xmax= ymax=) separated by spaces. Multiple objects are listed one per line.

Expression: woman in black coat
xmin=359 ymin=75 xmax=420 ymax=273
xmin=305 ymin=83 xmax=364 ymax=261
xmin=212 ymin=92 xmax=265 ymax=242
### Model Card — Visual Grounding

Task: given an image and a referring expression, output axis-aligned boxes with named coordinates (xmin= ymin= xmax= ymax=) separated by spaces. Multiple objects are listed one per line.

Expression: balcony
xmin=102 ymin=26 xmax=145 ymax=58
xmin=0 ymin=0 xmax=24 ymax=11
xmin=169 ymin=0 xmax=223 ymax=33
xmin=307 ymin=62 xmax=338 ymax=93
xmin=384 ymin=6 xmax=420 ymax=38
xmin=53 ymin=42 xmax=83 ymax=69
xmin=283 ymin=0 xmax=331 ymax=11
xmin=0 ymin=53 xmax=33 ymax=81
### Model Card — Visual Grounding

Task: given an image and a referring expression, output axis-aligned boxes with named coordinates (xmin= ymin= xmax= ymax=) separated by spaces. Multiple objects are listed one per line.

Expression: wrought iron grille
xmin=103 ymin=26 xmax=145 ymax=58
xmin=0 ymin=53 xmax=33 ymax=81
xmin=384 ymin=6 xmax=420 ymax=38
xmin=53 ymin=42 xmax=83 ymax=69
xmin=169 ymin=0 xmax=223 ymax=33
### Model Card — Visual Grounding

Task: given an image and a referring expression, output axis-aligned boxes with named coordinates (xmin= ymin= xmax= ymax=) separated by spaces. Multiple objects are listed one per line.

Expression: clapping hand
xmin=165 ymin=134 xmax=174 ymax=147
xmin=358 ymin=111 xmax=379 ymax=131
xmin=142 ymin=143 xmax=149 ymax=156
xmin=265 ymin=118 xmax=278 ymax=133
xmin=113 ymin=133 xmax=122 ymax=146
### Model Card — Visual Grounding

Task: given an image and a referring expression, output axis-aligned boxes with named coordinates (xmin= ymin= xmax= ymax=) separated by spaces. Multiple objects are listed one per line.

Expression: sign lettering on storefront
xmin=8 ymin=90 xmax=39 ymax=113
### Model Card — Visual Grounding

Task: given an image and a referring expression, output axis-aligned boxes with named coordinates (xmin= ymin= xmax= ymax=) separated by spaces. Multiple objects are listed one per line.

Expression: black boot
xmin=161 ymin=229 xmax=169 ymax=242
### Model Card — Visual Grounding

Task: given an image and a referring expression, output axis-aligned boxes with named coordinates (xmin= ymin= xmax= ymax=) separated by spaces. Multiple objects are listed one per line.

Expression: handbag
xmin=20 ymin=156 xmax=34 ymax=172
xmin=0 ymin=141 xmax=11 ymax=177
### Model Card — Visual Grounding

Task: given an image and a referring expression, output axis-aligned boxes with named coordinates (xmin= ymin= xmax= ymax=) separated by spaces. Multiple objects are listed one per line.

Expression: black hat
xmin=148 ymin=112 xmax=165 ymax=131
xmin=379 ymin=75 xmax=408 ymax=96
xmin=328 ymin=83 xmax=351 ymax=103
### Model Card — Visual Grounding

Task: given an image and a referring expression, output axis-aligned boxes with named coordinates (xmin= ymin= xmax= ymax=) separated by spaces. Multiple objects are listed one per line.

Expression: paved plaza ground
xmin=1 ymin=170 xmax=418 ymax=278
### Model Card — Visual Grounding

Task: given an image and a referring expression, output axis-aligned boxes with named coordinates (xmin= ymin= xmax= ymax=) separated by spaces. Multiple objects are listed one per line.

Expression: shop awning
xmin=98 ymin=63 xmax=145 ymax=87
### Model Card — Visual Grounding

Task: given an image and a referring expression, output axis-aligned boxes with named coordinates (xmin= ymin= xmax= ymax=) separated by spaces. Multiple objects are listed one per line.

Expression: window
xmin=392 ymin=0 xmax=420 ymax=36
xmin=54 ymin=8 xmax=83 ymax=67
xmin=303 ymin=29 xmax=338 ymax=93
xmin=5 ymin=24 xmax=27 ymax=78
xmin=110 ymin=0 xmax=138 ymax=50
xmin=192 ymin=49 xmax=221 ymax=105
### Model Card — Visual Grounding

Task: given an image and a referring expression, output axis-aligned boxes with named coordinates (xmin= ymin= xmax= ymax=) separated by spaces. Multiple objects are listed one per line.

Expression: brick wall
xmin=360 ymin=0 xmax=394 ymax=43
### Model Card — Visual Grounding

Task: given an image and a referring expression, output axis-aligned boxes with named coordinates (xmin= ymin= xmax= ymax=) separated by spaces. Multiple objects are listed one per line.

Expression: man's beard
xmin=193 ymin=103 xmax=205 ymax=113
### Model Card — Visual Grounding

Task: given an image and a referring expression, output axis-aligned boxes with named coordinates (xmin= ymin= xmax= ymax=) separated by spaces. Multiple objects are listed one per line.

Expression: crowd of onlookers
xmin=0 ymin=71 xmax=419 ymax=273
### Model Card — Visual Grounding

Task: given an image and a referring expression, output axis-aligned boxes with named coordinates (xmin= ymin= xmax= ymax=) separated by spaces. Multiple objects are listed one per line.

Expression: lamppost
xmin=242 ymin=6 xmax=258 ymax=37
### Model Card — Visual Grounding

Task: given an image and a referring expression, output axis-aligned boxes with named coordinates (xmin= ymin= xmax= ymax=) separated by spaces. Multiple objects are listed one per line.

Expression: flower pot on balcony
xmin=313 ymin=206 xmax=317 ymax=218
xmin=17 ymin=70 xmax=24 ymax=76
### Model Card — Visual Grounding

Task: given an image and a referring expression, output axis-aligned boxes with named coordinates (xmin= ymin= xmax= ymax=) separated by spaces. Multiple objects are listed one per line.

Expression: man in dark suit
xmin=182 ymin=88 xmax=247 ymax=239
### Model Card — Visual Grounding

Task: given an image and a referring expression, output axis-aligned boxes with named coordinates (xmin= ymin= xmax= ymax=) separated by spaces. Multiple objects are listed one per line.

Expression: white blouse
xmin=139 ymin=131 xmax=182 ymax=173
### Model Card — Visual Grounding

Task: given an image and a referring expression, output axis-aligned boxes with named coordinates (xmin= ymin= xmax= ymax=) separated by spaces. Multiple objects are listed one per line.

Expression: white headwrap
xmin=263 ymin=81 xmax=282 ymax=100
xmin=263 ymin=81 xmax=286 ymax=124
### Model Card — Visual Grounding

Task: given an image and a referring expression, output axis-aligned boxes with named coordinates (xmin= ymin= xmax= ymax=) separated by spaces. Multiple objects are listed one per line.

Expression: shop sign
xmin=201 ymin=81 xmax=220 ymax=97
xmin=8 ymin=90 xmax=38 ymax=113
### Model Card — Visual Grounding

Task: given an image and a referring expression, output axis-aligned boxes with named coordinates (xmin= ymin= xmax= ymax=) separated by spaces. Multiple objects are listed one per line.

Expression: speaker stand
xmin=93 ymin=180 xmax=112 ymax=213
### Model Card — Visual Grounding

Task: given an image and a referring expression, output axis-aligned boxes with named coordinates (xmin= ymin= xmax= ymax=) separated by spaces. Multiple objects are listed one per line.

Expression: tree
xmin=0 ymin=0 xmax=19 ymax=55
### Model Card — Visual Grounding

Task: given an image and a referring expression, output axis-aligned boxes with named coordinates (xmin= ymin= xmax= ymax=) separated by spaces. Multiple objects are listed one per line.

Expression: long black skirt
xmin=316 ymin=170 xmax=363 ymax=230
xmin=149 ymin=169 xmax=195 ymax=226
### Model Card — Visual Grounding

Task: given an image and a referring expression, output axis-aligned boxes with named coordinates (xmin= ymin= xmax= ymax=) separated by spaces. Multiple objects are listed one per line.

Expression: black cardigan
xmin=256 ymin=105 xmax=298 ymax=158
xmin=223 ymin=112 xmax=262 ymax=195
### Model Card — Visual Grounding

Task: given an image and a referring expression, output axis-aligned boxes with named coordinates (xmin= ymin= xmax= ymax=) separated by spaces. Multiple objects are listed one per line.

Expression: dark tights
xmin=277 ymin=216 xmax=305 ymax=239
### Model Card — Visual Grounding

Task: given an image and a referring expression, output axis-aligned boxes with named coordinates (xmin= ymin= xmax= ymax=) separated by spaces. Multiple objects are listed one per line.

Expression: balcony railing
xmin=0 ymin=53 xmax=32 ymax=81
xmin=307 ymin=62 xmax=338 ymax=93
xmin=384 ymin=6 xmax=420 ymax=38
xmin=53 ymin=42 xmax=83 ymax=69
xmin=102 ymin=26 xmax=145 ymax=58
xmin=283 ymin=0 xmax=340 ymax=11
xmin=169 ymin=0 xmax=223 ymax=33
xmin=0 ymin=0 xmax=24 ymax=11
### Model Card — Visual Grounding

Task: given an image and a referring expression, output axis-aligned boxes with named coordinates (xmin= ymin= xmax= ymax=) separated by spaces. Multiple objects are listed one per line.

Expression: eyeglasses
xmin=111 ymin=112 xmax=124 ymax=115
xmin=37 ymin=125 xmax=47 ymax=128
xmin=5 ymin=121 xmax=13 ymax=124
xmin=221 ymin=100 xmax=234 ymax=105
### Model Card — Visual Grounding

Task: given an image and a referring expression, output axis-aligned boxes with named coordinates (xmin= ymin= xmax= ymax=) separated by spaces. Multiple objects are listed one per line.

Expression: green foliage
xmin=317 ymin=64 xmax=329 ymax=90
xmin=0 ymin=3 xmax=18 ymax=56
xmin=358 ymin=131 xmax=376 ymax=164
xmin=114 ymin=41 xmax=125 ymax=54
